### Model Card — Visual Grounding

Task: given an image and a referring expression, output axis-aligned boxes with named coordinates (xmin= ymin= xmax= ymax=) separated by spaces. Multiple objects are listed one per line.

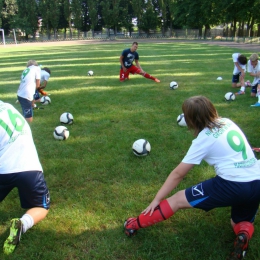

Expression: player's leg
xmin=124 ymin=190 xmax=190 ymax=236
xmin=251 ymin=82 xmax=260 ymax=107
xmin=17 ymin=96 xmax=33 ymax=123
xmin=227 ymin=179 xmax=260 ymax=259
xmin=3 ymin=171 xmax=50 ymax=255
xmin=232 ymin=74 xmax=240 ymax=88
xmin=130 ymin=66 xmax=160 ymax=82
xmin=120 ymin=68 xmax=129 ymax=81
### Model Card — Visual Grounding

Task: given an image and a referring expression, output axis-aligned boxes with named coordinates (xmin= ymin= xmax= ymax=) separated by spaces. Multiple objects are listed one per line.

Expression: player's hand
xmin=141 ymin=198 xmax=161 ymax=216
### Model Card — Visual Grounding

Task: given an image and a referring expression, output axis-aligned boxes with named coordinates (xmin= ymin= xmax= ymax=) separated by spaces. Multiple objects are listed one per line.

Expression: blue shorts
xmin=17 ymin=96 xmax=33 ymax=119
xmin=251 ymin=81 xmax=260 ymax=94
xmin=0 ymin=171 xmax=50 ymax=209
xmin=185 ymin=176 xmax=260 ymax=223
xmin=232 ymin=73 xmax=241 ymax=83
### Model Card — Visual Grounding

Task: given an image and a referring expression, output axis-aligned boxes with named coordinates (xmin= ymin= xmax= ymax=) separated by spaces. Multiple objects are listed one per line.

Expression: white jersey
xmin=182 ymin=118 xmax=260 ymax=182
xmin=0 ymin=101 xmax=43 ymax=174
xmin=247 ymin=60 xmax=260 ymax=85
xmin=41 ymin=70 xmax=50 ymax=84
xmin=17 ymin=65 xmax=41 ymax=101
xmin=232 ymin=53 xmax=246 ymax=75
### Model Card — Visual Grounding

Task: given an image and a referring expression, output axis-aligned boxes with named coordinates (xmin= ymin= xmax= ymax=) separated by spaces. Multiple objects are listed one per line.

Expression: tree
xmin=39 ymin=0 xmax=60 ymax=39
xmin=12 ymin=0 xmax=39 ymax=40
xmin=88 ymin=0 xmax=99 ymax=37
xmin=1 ymin=0 xmax=18 ymax=33
xmin=100 ymin=0 xmax=122 ymax=35
xmin=138 ymin=0 xmax=158 ymax=35
xmin=71 ymin=0 xmax=82 ymax=38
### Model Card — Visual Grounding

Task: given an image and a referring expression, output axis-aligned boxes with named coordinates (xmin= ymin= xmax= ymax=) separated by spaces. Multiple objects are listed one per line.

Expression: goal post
xmin=0 ymin=29 xmax=6 ymax=46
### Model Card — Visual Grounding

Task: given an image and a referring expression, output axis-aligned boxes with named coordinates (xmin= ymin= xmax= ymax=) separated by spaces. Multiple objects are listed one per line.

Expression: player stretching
xmin=119 ymin=42 xmax=160 ymax=83
xmin=124 ymin=96 xmax=260 ymax=260
xmin=0 ymin=100 xmax=50 ymax=254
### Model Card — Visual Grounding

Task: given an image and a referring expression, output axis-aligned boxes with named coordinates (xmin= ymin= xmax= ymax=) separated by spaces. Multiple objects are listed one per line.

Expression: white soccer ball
xmin=132 ymin=139 xmax=151 ymax=156
xmin=170 ymin=81 xmax=178 ymax=90
xmin=177 ymin=113 xmax=187 ymax=127
xmin=53 ymin=126 xmax=69 ymax=140
xmin=60 ymin=112 xmax=74 ymax=125
xmin=225 ymin=92 xmax=235 ymax=101
xmin=88 ymin=70 xmax=94 ymax=76
xmin=40 ymin=96 xmax=51 ymax=105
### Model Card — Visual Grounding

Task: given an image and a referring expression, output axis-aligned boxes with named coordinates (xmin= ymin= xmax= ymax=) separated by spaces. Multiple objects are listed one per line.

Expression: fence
xmin=1 ymin=28 xmax=260 ymax=44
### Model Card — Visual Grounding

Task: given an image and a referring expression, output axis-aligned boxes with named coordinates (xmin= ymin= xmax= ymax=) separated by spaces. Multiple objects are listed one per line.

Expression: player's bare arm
xmin=142 ymin=162 xmax=194 ymax=216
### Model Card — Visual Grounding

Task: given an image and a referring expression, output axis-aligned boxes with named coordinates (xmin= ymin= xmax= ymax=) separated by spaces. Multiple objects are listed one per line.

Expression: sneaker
xmin=246 ymin=80 xmax=251 ymax=87
xmin=228 ymin=233 xmax=248 ymax=260
xmin=250 ymin=102 xmax=260 ymax=107
xmin=155 ymin=78 xmax=160 ymax=83
xmin=3 ymin=219 xmax=23 ymax=255
xmin=124 ymin=218 xmax=138 ymax=237
xmin=235 ymin=90 xmax=245 ymax=95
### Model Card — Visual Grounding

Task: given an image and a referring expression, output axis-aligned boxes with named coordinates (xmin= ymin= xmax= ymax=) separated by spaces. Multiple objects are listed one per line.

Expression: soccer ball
xmin=40 ymin=96 xmax=51 ymax=105
xmin=177 ymin=113 xmax=187 ymax=127
xmin=225 ymin=92 xmax=235 ymax=101
xmin=170 ymin=81 xmax=178 ymax=90
xmin=132 ymin=139 xmax=151 ymax=156
xmin=88 ymin=70 xmax=94 ymax=76
xmin=60 ymin=112 xmax=74 ymax=125
xmin=53 ymin=126 xmax=69 ymax=140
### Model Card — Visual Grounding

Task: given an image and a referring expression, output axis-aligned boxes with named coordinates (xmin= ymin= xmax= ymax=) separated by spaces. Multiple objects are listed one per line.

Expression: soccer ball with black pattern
xmin=40 ymin=96 xmax=51 ymax=105
xmin=88 ymin=70 xmax=94 ymax=76
xmin=53 ymin=126 xmax=69 ymax=140
xmin=60 ymin=112 xmax=74 ymax=125
xmin=177 ymin=113 xmax=187 ymax=127
xmin=225 ymin=92 xmax=235 ymax=101
xmin=170 ymin=81 xmax=178 ymax=90
xmin=132 ymin=139 xmax=151 ymax=156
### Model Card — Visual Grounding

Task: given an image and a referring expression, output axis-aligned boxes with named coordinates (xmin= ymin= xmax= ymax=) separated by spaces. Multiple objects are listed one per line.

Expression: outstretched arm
xmin=142 ymin=162 xmax=194 ymax=216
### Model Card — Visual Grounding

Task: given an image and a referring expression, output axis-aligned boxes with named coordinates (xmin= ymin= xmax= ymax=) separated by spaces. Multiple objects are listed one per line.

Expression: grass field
xmin=0 ymin=41 xmax=260 ymax=260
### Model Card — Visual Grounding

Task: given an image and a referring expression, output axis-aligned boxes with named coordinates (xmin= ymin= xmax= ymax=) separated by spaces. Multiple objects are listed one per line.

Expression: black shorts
xmin=0 ymin=171 xmax=50 ymax=209
xmin=185 ymin=175 xmax=260 ymax=223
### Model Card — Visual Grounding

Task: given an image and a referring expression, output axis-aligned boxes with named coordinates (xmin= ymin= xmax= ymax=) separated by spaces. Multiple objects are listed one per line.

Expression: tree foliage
xmin=0 ymin=0 xmax=260 ymax=38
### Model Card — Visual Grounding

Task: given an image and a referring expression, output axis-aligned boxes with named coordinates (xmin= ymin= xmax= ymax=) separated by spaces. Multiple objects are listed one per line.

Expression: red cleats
xmin=228 ymin=233 xmax=249 ymax=259
xmin=123 ymin=218 xmax=139 ymax=237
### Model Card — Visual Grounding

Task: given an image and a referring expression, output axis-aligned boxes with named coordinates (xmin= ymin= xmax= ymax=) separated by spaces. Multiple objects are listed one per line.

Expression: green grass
xmin=0 ymin=41 xmax=260 ymax=260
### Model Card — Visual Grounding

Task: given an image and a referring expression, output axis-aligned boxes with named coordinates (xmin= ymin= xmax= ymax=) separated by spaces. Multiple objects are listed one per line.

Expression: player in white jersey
xmin=0 ymin=101 xmax=50 ymax=254
xmin=247 ymin=53 xmax=260 ymax=107
xmin=17 ymin=60 xmax=41 ymax=122
xmin=230 ymin=53 xmax=248 ymax=95
xmin=124 ymin=96 xmax=260 ymax=259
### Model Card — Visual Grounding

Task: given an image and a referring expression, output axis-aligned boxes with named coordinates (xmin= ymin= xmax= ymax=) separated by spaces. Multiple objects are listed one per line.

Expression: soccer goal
xmin=0 ymin=29 xmax=5 ymax=46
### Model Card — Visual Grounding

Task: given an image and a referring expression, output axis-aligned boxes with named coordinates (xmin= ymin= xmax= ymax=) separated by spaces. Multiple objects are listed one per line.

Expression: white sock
xmin=240 ymin=86 xmax=245 ymax=92
xmin=20 ymin=214 xmax=34 ymax=234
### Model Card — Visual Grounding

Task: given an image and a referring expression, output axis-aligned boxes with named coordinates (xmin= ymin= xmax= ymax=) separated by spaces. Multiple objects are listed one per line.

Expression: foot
xmin=3 ymin=219 xmax=23 ymax=255
xmin=250 ymin=102 xmax=260 ymax=107
xmin=155 ymin=78 xmax=160 ymax=83
xmin=227 ymin=233 xmax=248 ymax=260
xmin=252 ymin=147 xmax=260 ymax=152
xmin=124 ymin=218 xmax=138 ymax=237
xmin=235 ymin=90 xmax=245 ymax=95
